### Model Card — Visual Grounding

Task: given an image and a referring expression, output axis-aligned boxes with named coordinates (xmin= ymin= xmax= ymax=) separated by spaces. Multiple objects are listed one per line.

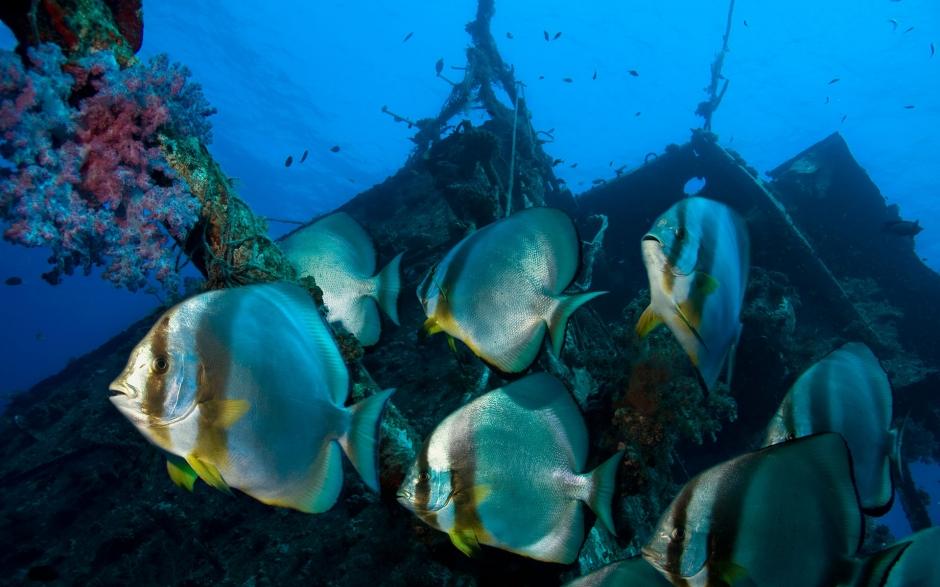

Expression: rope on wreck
xmin=697 ymin=0 xmax=736 ymax=131
xmin=505 ymin=81 xmax=523 ymax=217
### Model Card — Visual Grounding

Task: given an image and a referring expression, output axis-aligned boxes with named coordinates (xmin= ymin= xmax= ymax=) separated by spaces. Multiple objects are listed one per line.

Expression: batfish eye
xmin=152 ymin=355 xmax=170 ymax=374
xmin=674 ymin=227 xmax=686 ymax=240
xmin=418 ymin=471 xmax=431 ymax=482
xmin=671 ymin=527 xmax=685 ymax=541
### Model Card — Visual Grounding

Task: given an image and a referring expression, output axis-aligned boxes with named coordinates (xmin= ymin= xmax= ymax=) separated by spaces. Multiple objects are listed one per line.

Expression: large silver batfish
xmin=281 ymin=212 xmax=403 ymax=346
xmin=643 ymin=433 xmax=863 ymax=587
xmin=396 ymin=372 xmax=623 ymax=564
xmin=637 ymin=197 xmax=749 ymax=392
xmin=764 ymin=342 xmax=899 ymax=514
xmin=109 ymin=282 xmax=394 ymax=513
xmin=418 ymin=207 xmax=605 ymax=373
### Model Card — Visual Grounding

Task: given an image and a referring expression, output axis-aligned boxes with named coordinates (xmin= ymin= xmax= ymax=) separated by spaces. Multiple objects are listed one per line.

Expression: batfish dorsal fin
xmin=267 ymin=283 xmax=349 ymax=406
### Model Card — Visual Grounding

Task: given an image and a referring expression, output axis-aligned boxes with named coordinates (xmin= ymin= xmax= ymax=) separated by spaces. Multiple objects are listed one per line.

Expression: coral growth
xmin=0 ymin=43 xmax=215 ymax=291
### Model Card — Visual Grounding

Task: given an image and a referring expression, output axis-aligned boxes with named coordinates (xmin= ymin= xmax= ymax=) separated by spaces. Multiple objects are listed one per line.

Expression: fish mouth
xmin=108 ymin=380 xmax=139 ymax=399
xmin=640 ymin=545 xmax=666 ymax=571
xmin=642 ymin=234 xmax=662 ymax=244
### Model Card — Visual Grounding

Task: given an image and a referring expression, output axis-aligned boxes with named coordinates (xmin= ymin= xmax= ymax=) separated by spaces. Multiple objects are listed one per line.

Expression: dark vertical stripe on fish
xmin=666 ymin=474 xmax=698 ymax=576
xmin=705 ymin=454 xmax=754 ymax=584
xmin=193 ymin=305 xmax=232 ymax=467
xmin=145 ymin=317 xmax=172 ymax=446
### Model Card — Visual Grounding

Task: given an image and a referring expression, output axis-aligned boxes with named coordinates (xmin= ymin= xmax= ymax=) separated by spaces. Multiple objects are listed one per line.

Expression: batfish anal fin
xmin=447 ymin=335 xmax=458 ymax=354
xmin=636 ymin=304 xmax=663 ymax=338
xmin=449 ymin=527 xmax=482 ymax=558
xmin=186 ymin=455 xmax=232 ymax=495
xmin=166 ymin=455 xmax=198 ymax=492
xmin=200 ymin=399 xmax=250 ymax=429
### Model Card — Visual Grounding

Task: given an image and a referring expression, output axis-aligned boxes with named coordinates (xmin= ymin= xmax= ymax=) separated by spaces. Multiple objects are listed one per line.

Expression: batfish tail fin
xmin=582 ymin=450 xmax=624 ymax=536
xmin=339 ymin=389 xmax=395 ymax=492
xmin=371 ymin=252 xmax=403 ymax=324
xmin=547 ymin=291 xmax=607 ymax=357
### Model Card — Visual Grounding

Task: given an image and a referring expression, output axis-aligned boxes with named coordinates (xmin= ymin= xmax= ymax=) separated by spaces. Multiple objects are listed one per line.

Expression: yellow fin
xmin=696 ymin=271 xmax=720 ymax=295
xmin=201 ymin=399 xmax=250 ymax=428
xmin=720 ymin=561 xmax=753 ymax=585
xmin=186 ymin=455 xmax=232 ymax=495
xmin=166 ymin=456 xmax=198 ymax=492
xmin=470 ymin=484 xmax=491 ymax=503
xmin=636 ymin=305 xmax=663 ymax=338
xmin=449 ymin=527 xmax=482 ymax=557
xmin=420 ymin=317 xmax=443 ymax=338
xmin=447 ymin=335 xmax=457 ymax=354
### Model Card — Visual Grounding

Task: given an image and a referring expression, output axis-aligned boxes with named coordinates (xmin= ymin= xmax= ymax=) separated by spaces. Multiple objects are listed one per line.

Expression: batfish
xmin=109 ymin=282 xmax=394 ymax=513
xmin=281 ymin=212 xmax=403 ymax=346
xmin=565 ymin=556 xmax=671 ymax=586
xmin=418 ymin=207 xmax=605 ymax=373
xmin=396 ymin=372 xmax=623 ymax=564
xmin=637 ymin=197 xmax=749 ymax=392
xmin=764 ymin=342 xmax=899 ymax=514
xmin=643 ymin=433 xmax=864 ymax=587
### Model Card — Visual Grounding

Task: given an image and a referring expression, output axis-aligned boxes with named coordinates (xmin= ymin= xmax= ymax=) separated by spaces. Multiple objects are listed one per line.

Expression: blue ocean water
xmin=1 ymin=0 xmax=937 ymax=398
xmin=0 ymin=0 xmax=936 ymax=571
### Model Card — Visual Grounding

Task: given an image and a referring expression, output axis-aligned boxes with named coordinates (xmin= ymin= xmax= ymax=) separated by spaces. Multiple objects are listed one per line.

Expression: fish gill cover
xmin=0 ymin=0 xmax=937 ymax=585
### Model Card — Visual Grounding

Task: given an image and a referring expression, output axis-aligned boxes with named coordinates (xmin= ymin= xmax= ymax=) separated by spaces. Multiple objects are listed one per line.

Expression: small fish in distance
xmin=5 ymin=276 xmax=22 ymax=286
xmin=538 ymin=75 xmax=545 ymax=80
xmin=592 ymin=69 xmax=597 ymax=80
xmin=743 ymin=19 xmax=749 ymax=27
xmin=506 ymin=32 xmax=514 ymax=39
xmin=330 ymin=145 xmax=341 ymax=153
xmin=904 ymin=104 xmax=915 ymax=109
xmin=628 ymin=69 xmax=639 ymax=77
xmin=552 ymin=158 xmax=564 ymax=166
xmin=841 ymin=114 xmax=848 ymax=123
xmin=828 ymin=77 xmax=840 ymax=85
xmin=554 ymin=31 xmax=562 ymax=40
xmin=931 ymin=42 xmax=935 ymax=57
xmin=402 ymin=32 xmax=413 ymax=43
xmin=883 ymin=219 xmax=922 ymax=236
xmin=435 ymin=58 xmax=444 ymax=75
xmin=570 ymin=162 xmax=578 ymax=168
xmin=889 ymin=19 xmax=898 ymax=31
xmin=562 ymin=77 xmax=573 ymax=83
xmin=284 ymin=155 xmax=293 ymax=167
xmin=904 ymin=26 xmax=914 ymax=33
xmin=544 ymin=30 xmax=550 ymax=41
xmin=635 ymin=111 xmax=641 ymax=117
xmin=300 ymin=150 xmax=308 ymax=163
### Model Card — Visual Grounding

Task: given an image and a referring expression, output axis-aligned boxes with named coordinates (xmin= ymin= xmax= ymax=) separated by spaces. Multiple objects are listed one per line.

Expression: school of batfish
xmin=109 ymin=198 xmax=933 ymax=586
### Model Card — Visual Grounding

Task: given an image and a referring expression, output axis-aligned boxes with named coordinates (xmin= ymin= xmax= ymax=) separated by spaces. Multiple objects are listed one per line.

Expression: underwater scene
xmin=0 ymin=0 xmax=938 ymax=585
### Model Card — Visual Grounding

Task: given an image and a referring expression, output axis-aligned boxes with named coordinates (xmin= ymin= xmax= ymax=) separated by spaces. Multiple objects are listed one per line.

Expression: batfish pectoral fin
xmin=200 ymin=399 xmax=250 ymax=428
xmin=166 ymin=454 xmax=198 ymax=492
xmin=419 ymin=317 xmax=443 ymax=340
xmin=185 ymin=455 xmax=232 ymax=495
xmin=449 ymin=527 xmax=482 ymax=558
xmin=636 ymin=304 xmax=663 ymax=338
xmin=696 ymin=271 xmax=720 ymax=295
xmin=447 ymin=335 xmax=458 ymax=354
xmin=719 ymin=561 xmax=755 ymax=586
